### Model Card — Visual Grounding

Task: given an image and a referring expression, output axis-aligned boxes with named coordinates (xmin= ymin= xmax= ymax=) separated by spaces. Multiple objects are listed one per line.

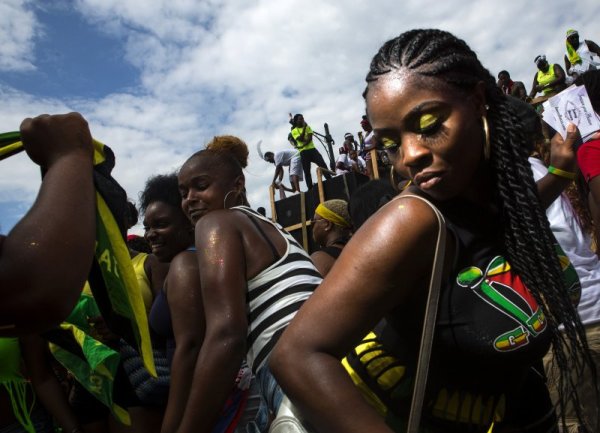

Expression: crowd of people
xmin=2 ymin=26 xmax=600 ymax=433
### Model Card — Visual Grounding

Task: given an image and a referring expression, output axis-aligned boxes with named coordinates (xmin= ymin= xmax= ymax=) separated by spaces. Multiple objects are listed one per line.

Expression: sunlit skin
xmin=178 ymin=156 xmax=242 ymax=224
xmin=269 ymin=70 xmax=495 ymax=433
xmin=366 ymin=71 xmax=490 ymax=203
xmin=311 ymin=214 xmax=327 ymax=247
xmin=172 ymin=152 xmax=294 ymax=433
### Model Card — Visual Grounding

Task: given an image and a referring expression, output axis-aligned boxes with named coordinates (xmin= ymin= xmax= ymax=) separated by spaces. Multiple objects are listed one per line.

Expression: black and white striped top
xmin=232 ymin=206 xmax=322 ymax=372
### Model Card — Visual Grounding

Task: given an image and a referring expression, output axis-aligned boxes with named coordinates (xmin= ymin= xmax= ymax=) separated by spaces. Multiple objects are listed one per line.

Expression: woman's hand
xmin=549 ymin=123 xmax=581 ymax=173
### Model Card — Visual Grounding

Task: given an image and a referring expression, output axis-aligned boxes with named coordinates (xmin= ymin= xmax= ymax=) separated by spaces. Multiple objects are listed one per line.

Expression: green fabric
xmin=0 ymin=131 xmax=157 ymax=426
xmin=0 ymin=338 xmax=35 ymax=433
xmin=48 ymin=294 xmax=131 ymax=425
xmin=0 ymin=131 xmax=24 ymax=161
xmin=0 ymin=132 xmax=156 ymax=377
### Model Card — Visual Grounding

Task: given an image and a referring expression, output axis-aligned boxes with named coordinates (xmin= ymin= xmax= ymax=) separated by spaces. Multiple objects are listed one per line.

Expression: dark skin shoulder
xmin=270 ymin=194 xmax=455 ymax=433
xmin=169 ymin=208 xmax=288 ymax=433
xmin=143 ymin=253 xmax=170 ymax=299
xmin=310 ymin=250 xmax=337 ymax=277
xmin=161 ymin=250 xmax=205 ymax=433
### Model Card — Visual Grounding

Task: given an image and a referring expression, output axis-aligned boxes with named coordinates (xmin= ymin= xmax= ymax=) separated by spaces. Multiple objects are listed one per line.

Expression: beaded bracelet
xmin=548 ymin=165 xmax=577 ymax=181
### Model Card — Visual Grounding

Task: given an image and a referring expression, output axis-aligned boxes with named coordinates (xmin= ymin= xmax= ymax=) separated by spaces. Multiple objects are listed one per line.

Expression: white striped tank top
xmin=232 ymin=206 xmax=322 ymax=372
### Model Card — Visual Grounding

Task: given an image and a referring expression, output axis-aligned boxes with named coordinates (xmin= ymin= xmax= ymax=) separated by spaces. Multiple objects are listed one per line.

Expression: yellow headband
xmin=315 ymin=203 xmax=351 ymax=228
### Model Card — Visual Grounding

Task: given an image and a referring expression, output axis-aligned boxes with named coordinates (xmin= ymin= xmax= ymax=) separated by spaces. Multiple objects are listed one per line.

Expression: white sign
xmin=542 ymin=84 xmax=600 ymax=142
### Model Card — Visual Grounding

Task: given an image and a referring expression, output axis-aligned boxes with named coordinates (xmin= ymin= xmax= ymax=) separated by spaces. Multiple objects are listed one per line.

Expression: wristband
xmin=548 ymin=165 xmax=577 ymax=180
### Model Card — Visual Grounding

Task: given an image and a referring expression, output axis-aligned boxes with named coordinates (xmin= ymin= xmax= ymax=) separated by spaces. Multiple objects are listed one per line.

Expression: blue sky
xmin=2 ymin=3 xmax=138 ymax=99
xmin=1 ymin=0 xmax=599 ymax=234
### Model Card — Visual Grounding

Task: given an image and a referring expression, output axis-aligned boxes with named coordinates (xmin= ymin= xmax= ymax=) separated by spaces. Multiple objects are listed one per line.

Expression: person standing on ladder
xmin=290 ymin=113 xmax=332 ymax=189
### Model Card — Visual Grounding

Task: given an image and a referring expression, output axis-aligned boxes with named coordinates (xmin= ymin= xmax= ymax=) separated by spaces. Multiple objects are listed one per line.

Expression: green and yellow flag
xmin=47 ymin=294 xmax=130 ymax=424
xmin=0 ymin=132 xmax=156 ymax=375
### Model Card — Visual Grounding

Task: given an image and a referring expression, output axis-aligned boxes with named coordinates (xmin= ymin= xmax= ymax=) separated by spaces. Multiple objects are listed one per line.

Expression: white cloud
xmin=0 ymin=0 xmax=39 ymax=71
xmin=1 ymin=0 xmax=600 ymax=233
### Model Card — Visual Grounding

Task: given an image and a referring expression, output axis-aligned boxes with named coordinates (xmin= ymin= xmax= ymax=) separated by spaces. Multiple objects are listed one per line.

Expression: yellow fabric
xmin=341 ymin=332 xmax=402 ymax=416
xmin=536 ymin=65 xmax=558 ymax=95
xmin=290 ymin=125 xmax=315 ymax=152
xmin=95 ymin=192 xmax=156 ymax=377
xmin=566 ymin=41 xmax=582 ymax=65
xmin=315 ymin=203 xmax=351 ymax=228
xmin=343 ymin=332 xmax=504 ymax=430
xmin=131 ymin=253 xmax=153 ymax=314
xmin=0 ymin=140 xmax=23 ymax=158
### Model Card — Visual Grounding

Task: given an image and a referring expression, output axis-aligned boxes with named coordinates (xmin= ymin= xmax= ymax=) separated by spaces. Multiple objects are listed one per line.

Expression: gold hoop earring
xmin=223 ymin=189 xmax=245 ymax=209
xmin=482 ymin=116 xmax=491 ymax=161
xmin=223 ymin=190 xmax=236 ymax=209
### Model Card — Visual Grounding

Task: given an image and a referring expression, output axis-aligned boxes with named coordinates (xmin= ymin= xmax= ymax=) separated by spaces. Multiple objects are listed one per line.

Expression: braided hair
xmin=365 ymin=29 xmax=596 ymax=431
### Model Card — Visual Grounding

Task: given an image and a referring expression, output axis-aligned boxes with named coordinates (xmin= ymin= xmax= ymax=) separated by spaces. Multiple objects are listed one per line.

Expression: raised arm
xmin=174 ymin=212 xmax=248 ymax=433
xmin=0 ymin=113 xmax=95 ymax=335
xmin=160 ymin=252 xmax=205 ymax=433
xmin=536 ymin=123 xmax=581 ymax=209
xmin=270 ymin=197 xmax=444 ymax=433
xmin=586 ymin=40 xmax=600 ymax=57
xmin=564 ymin=54 xmax=572 ymax=75
xmin=529 ymin=74 xmax=540 ymax=99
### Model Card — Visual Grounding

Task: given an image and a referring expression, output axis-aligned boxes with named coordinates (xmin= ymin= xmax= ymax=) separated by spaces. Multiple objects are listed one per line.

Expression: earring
xmin=223 ymin=190 xmax=236 ymax=209
xmin=223 ymin=189 xmax=245 ymax=209
xmin=482 ymin=116 xmax=491 ymax=161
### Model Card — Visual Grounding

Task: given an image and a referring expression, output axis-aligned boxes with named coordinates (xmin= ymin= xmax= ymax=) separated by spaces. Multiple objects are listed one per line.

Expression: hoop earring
xmin=223 ymin=189 xmax=244 ymax=209
xmin=482 ymin=116 xmax=491 ymax=161
xmin=223 ymin=190 xmax=236 ymax=209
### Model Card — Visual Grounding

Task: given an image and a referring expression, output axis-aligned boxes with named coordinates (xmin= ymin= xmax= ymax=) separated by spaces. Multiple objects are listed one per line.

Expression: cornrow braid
xmin=366 ymin=29 xmax=597 ymax=431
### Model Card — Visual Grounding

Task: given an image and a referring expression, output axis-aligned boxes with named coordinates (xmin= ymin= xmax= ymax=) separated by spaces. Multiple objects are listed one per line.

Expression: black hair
xmin=497 ymin=70 xmax=509 ymax=78
xmin=575 ymin=69 xmax=600 ymax=112
xmin=127 ymin=235 xmax=152 ymax=254
xmin=292 ymin=113 xmax=303 ymax=127
xmin=349 ymin=179 xmax=397 ymax=229
xmin=125 ymin=201 xmax=139 ymax=229
xmin=366 ymin=28 xmax=596 ymax=431
xmin=264 ymin=151 xmax=275 ymax=160
xmin=139 ymin=173 xmax=181 ymax=214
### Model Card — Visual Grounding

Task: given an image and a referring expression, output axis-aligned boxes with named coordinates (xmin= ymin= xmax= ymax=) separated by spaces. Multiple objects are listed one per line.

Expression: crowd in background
xmin=2 ymin=26 xmax=600 ymax=433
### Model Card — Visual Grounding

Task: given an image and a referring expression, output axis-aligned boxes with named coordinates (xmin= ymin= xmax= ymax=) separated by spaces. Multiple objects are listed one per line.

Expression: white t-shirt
xmin=530 ymin=157 xmax=600 ymax=325
xmin=567 ymin=41 xmax=600 ymax=76
xmin=335 ymin=154 xmax=351 ymax=175
xmin=275 ymin=150 xmax=302 ymax=179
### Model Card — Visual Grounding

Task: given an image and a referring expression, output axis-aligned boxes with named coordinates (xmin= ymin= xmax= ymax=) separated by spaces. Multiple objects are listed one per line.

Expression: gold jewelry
xmin=482 ymin=116 xmax=491 ymax=161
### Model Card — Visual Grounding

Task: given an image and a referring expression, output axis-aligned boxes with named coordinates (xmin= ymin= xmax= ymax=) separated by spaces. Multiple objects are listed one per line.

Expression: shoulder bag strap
xmin=396 ymin=194 xmax=447 ymax=433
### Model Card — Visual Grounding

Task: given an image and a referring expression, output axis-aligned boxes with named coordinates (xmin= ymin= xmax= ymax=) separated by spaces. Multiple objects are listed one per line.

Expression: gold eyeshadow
xmin=381 ymin=137 xmax=397 ymax=149
xmin=419 ymin=113 xmax=438 ymax=131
